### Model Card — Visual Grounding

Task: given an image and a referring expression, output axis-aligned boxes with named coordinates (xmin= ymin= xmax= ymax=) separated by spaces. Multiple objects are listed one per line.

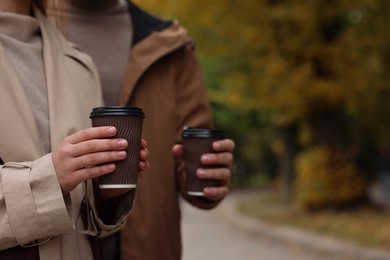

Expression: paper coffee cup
xmin=90 ymin=106 xmax=144 ymax=189
xmin=182 ymin=127 xmax=224 ymax=196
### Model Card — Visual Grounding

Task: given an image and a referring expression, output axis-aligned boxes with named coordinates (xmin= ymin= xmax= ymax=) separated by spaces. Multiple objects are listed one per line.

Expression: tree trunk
xmin=278 ymin=124 xmax=298 ymax=201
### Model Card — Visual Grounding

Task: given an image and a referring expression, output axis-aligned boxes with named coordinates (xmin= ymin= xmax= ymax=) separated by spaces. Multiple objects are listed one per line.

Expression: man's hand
xmin=173 ymin=138 xmax=235 ymax=201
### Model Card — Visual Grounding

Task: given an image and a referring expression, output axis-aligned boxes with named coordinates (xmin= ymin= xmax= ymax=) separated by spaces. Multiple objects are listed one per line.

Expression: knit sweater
xmin=60 ymin=0 xmax=132 ymax=106
xmin=0 ymin=11 xmax=50 ymax=154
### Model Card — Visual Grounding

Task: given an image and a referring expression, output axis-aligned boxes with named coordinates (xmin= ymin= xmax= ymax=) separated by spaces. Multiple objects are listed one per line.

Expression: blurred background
xmin=134 ymin=0 xmax=390 ymax=252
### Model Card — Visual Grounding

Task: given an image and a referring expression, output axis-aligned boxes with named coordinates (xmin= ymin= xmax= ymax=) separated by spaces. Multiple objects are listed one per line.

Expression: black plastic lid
xmin=182 ymin=127 xmax=224 ymax=138
xmin=90 ymin=106 xmax=145 ymax=118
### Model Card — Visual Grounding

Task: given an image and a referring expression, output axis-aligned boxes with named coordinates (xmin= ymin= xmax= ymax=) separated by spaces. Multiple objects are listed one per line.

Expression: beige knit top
xmin=62 ymin=0 xmax=132 ymax=106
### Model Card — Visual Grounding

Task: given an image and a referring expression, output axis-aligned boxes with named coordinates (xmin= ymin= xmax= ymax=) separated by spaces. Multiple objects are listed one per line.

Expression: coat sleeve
xmin=0 ymin=154 xmax=74 ymax=251
xmin=173 ymin=44 xmax=223 ymax=210
xmin=80 ymin=180 xmax=131 ymax=238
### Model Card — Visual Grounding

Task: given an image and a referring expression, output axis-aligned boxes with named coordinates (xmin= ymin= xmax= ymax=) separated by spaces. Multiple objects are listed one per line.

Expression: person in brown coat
xmin=56 ymin=0 xmax=235 ymax=259
xmin=0 ymin=0 xmax=148 ymax=259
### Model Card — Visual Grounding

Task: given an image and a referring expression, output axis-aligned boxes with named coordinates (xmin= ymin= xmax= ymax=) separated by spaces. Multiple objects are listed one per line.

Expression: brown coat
xmin=0 ymin=7 xmax=127 ymax=260
xmin=119 ymin=3 xmax=221 ymax=259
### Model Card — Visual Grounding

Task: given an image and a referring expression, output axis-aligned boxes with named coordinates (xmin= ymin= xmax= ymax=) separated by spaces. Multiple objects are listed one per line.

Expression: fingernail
xmin=107 ymin=164 xmax=116 ymax=171
xmin=204 ymin=187 xmax=213 ymax=194
xmin=214 ymin=142 xmax=222 ymax=149
xmin=117 ymin=151 xmax=126 ymax=158
xmin=118 ymin=140 xmax=127 ymax=148
xmin=107 ymin=127 xmax=116 ymax=135
xmin=202 ymin=155 xmax=211 ymax=162
xmin=198 ymin=169 xmax=206 ymax=177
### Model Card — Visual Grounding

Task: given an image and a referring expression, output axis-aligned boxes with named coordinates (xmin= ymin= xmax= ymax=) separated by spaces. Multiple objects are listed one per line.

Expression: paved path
xmin=181 ymin=190 xmax=390 ymax=260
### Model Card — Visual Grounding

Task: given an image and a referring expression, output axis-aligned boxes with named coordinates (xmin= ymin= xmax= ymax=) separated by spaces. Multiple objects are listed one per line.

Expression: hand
xmin=138 ymin=138 xmax=149 ymax=172
xmin=52 ymin=126 xmax=128 ymax=194
xmin=173 ymin=138 xmax=235 ymax=201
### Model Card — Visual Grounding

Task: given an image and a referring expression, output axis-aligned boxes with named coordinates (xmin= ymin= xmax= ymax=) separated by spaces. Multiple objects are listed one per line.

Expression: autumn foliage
xmin=134 ymin=0 xmax=390 ymax=209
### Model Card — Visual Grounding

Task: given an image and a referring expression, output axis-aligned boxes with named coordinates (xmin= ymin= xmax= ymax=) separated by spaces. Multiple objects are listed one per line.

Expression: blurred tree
xmin=134 ymin=0 xmax=390 ymax=205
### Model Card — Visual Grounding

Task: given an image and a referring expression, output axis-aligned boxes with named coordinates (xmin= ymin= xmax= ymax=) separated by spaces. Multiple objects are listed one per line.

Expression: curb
xmin=218 ymin=189 xmax=390 ymax=260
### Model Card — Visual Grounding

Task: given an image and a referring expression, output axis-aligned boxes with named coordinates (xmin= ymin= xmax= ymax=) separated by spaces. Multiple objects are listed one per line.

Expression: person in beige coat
xmin=57 ymin=1 xmax=235 ymax=259
xmin=0 ymin=1 xmax=148 ymax=259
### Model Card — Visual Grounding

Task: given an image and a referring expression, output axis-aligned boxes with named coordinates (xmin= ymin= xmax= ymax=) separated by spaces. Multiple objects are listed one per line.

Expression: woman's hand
xmin=52 ymin=126 xmax=128 ymax=194
xmin=138 ymin=138 xmax=149 ymax=172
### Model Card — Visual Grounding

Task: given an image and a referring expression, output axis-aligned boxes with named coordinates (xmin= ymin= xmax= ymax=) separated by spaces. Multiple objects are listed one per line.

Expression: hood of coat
xmin=118 ymin=1 xmax=194 ymax=105
xmin=128 ymin=1 xmax=173 ymax=46
xmin=127 ymin=1 xmax=193 ymax=56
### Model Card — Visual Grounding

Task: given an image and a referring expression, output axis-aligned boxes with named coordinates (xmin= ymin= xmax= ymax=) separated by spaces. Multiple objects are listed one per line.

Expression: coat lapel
xmin=37 ymin=8 xmax=70 ymax=150
xmin=35 ymin=7 xmax=96 ymax=149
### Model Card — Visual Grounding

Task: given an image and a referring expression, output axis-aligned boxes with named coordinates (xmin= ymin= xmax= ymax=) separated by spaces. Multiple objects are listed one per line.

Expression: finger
xmin=197 ymin=168 xmax=231 ymax=181
xmin=139 ymin=160 xmax=149 ymax=171
xmin=201 ymin=152 xmax=233 ymax=167
xmin=72 ymin=139 xmax=128 ymax=157
xmin=203 ymin=186 xmax=229 ymax=201
xmin=72 ymin=150 xmax=127 ymax=170
xmin=172 ymin=144 xmax=184 ymax=157
xmin=76 ymin=163 xmax=117 ymax=182
xmin=139 ymin=148 xmax=149 ymax=161
xmin=212 ymin=139 xmax=235 ymax=153
xmin=140 ymin=138 xmax=148 ymax=149
xmin=59 ymin=163 xmax=117 ymax=193
xmin=67 ymin=126 xmax=117 ymax=144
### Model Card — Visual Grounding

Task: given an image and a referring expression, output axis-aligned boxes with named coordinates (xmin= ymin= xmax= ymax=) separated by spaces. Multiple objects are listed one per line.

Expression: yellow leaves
xmin=265 ymin=55 xmax=289 ymax=77
xmin=297 ymin=122 xmax=312 ymax=146
xmin=134 ymin=0 xmax=388 ymax=110
xmin=226 ymin=92 xmax=243 ymax=108
xmin=135 ymin=0 xmax=390 ymax=143
xmin=304 ymin=79 xmax=344 ymax=109
xmin=294 ymin=147 xmax=366 ymax=210
xmin=271 ymin=137 xmax=285 ymax=156
xmin=135 ymin=1 xmax=389 ymax=206
xmin=208 ymin=71 xmax=250 ymax=108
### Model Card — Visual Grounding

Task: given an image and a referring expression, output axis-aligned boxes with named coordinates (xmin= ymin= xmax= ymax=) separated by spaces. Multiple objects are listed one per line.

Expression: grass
xmin=237 ymin=191 xmax=390 ymax=249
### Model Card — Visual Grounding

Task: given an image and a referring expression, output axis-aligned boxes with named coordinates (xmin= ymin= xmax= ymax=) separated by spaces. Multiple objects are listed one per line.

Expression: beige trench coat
xmin=0 ymin=7 xmax=126 ymax=260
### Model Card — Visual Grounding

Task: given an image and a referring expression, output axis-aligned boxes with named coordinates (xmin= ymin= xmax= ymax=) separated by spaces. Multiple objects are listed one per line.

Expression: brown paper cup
xmin=182 ymin=128 xmax=224 ymax=196
xmin=90 ymin=106 xmax=144 ymax=189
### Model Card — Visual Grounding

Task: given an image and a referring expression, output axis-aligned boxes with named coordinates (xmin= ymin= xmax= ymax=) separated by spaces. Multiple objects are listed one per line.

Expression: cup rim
xmin=90 ymin=106 xmax=145 ymax=118
xmin=182 ymin=127 xmax=224 ymax=138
